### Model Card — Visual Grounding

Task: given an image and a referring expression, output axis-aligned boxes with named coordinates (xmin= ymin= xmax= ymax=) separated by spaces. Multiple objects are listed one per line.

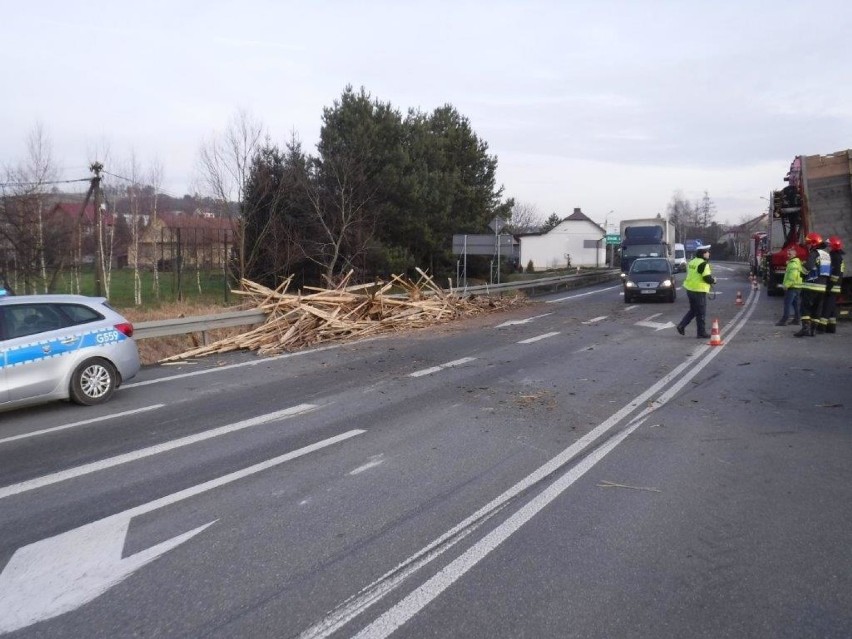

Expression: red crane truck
xmin=764 ymin=149 xmax=851 ymax=314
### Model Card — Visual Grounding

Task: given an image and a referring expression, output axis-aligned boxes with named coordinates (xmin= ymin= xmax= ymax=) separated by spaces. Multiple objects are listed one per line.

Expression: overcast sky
xmin=2 ymin=0 xmax=850 ymax=229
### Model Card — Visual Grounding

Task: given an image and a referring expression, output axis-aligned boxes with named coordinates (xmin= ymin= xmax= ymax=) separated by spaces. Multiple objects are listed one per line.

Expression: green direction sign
xmin=605 ymin=234 xmax=621 ymax=245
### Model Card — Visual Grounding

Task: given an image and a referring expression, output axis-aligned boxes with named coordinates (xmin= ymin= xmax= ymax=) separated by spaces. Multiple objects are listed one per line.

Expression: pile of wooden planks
xmin=159 ymin=269 xmax=524 ymax=362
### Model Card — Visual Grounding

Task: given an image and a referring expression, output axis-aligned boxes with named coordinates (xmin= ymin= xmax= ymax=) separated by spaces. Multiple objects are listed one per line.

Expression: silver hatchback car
xmin=0 ymin=292 xmax=140 ymax=411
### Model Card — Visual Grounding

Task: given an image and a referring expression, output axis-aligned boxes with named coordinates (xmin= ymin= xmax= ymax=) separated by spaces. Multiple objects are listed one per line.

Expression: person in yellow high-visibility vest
xmin=775 ymin=246 xmax=802 ymax=326
xmin=676 ymin=246 xmax=716 ymax=338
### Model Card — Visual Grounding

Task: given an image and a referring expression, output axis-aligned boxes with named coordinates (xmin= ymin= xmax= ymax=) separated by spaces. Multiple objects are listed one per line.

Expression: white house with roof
xmin=517 ymin=208 xmax=606 ymax=270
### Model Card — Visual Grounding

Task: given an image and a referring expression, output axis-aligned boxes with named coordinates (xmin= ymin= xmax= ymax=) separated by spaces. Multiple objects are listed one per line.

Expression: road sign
xmin=488 ymin=216 xmax=506 ymax=234
xmin=605 ymin=234 xmax=621 ymax=245
xmin=452 ymin=234 xmax=515 ymax=255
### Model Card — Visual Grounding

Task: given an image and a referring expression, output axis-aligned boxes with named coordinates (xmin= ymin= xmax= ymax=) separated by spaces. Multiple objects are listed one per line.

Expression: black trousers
xmin=679 ymin=290 xmax=707 ymax=335
xmin=800 ymin=288 xmax=824 ymax=322
xmin=821 ymin=291 xmax=838 ymax=327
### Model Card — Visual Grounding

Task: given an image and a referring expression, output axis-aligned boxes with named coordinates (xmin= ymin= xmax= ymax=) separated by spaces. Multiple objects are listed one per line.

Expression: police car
xmin=0 ymin=291 xmax=140 ymax=411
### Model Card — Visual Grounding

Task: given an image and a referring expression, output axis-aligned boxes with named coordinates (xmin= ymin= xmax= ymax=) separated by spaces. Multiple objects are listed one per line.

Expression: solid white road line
xmin=546 ymin=284 xmax=621 ymax=304
xmin=0 ymin=405 xmax=165 ymax=445
xmin=581 ymin=316 xmax=607 ymax=324
xmin=299 ymin=290 xmax=764 ymax=639
xmin=353 ymin=416 xmax=649 ymax=639
xmin=0 ymin=403 xmax=319 ymax=500
xmin=517 ymin=332 xmax=560 ymax=344
xmin=125 ymin=344 xmax=345 ymax=389
xmin=352 ymin=292 xmax=766 ymax=639
xmin=300 ymin=353 xmax=703 ymax=639
xmin=409 ymin=357 xmax=476 ymax=378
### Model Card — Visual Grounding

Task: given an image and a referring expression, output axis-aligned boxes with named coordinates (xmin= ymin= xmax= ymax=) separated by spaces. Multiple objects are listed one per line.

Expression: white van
xmin=673 ymin=243 xmax=687 ymax=272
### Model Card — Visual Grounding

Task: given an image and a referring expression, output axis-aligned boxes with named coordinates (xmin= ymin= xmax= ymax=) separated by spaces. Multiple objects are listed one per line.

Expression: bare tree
xmin=121 ymin=152 xmax=145 ymax=305
xmin=27 ymin=125 xmax=56 ymax=289
xmin=147 ymin=158 xmax=164 ymax=299
xmin=0 ymin=123 xmax=59 ymax=293
xmin=666 ymin=190 xmax=697 ymax=242
xmin=301 ymin=152 xmax=378 ymax=284
xmin=506 ymin=201 xmax=543 ymax=233
xmin=695 ymin=191 xmax=718 ymax=239
xmin=196 ymin=109 xmax=265 ymax=281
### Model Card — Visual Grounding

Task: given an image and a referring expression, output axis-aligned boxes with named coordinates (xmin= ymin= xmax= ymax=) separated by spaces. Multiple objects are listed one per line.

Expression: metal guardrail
xmin=133 ymin=270 xmax=622 ymax=341
xmin=134 ymin=309 xmax=267 ymax=341
xmin=454 ymin=270 xmax=619 ymax=296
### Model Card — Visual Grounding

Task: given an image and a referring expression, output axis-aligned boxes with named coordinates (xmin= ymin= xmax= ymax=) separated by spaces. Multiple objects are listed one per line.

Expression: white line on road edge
xmin=351 ymin=291 xmax=764 ymax=639
xmin=545 ymin=284 xmax=621 ymax=304
xmin=0 ymin=403 xmax=319 ymax=500
xmin=353 ymin=415 xmax=649 ymax=639
xmin=0 ymin=428 xmax=365 ymax=634
xmin=517 ymin=332 xmax=560 ymax=344
xmin=299 ymin=288 xmax=762 ymax=639
xmin=300 ymin=355 xmax=703 ymax=639
xmin=409 ymin=357 xmax=476 ymax=378
xmin=125 ymin=343 xmax=346 ymax=389
xmin=0 ymin=405 xmax=166 ymax=446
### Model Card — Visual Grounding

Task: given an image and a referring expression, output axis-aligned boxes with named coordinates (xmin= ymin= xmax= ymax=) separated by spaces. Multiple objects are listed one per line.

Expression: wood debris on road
xmin=160 ymin=269 xmax=526 ymax=362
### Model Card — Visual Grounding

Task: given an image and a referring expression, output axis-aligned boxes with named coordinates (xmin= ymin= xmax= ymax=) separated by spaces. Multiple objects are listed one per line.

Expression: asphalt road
xmin=1 ymin=262 xmax=850 ymax=638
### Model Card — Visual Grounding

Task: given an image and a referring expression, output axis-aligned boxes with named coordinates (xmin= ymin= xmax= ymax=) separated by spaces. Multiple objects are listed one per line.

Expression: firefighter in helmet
xmin=794 ymin=232 xmax=831 ymax=337
xmin=819 ymin=236 xmax=845 ymax=334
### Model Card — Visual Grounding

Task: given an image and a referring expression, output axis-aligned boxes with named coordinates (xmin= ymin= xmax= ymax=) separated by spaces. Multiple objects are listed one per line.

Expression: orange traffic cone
xmin=708 ymin=318 xmax=723 ymax=346
xmin=735 ymin=290 xmax=744 ymax=305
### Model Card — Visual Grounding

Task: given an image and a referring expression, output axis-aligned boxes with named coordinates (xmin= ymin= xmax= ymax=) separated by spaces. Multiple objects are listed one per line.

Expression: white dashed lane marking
xmin=409 ymin=357 xmax=477 ymax=378
xmin=517 ymin=332 xmax=560 ymax=344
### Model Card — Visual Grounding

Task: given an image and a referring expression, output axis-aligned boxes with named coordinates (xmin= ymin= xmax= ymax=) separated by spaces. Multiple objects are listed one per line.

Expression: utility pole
xmin=90 ymin=162 xmax=104 ymax=297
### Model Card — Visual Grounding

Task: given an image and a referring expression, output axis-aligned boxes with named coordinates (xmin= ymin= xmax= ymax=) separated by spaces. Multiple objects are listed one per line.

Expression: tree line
xmin=234 ymin=86 xmax=514 ymax=288
xmin=666 ymin=190 xmax=722 ymax=246
xmin=1 ymin=86 xmax=517 ymax=298
xmin=2 ymin=85 xmax=731 ymax=301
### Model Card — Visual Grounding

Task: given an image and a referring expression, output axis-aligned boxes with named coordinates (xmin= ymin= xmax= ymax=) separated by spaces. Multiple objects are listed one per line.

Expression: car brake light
xmin=115 ymin=322 xmax=134 ymax=338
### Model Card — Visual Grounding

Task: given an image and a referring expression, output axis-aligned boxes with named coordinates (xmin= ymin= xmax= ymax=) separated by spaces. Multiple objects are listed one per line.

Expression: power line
xmin=1 ymin=171 xmax=197 ymax=202
xmin=101 ymin=170 xmax=135 ymax=183
xmin=0 ymin=177 xmax=90 ymax=188
xmin=100 ymin=170 xmax=195 ymax=201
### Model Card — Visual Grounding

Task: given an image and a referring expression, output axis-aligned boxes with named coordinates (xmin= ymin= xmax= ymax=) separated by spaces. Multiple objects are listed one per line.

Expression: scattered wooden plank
xmin=159 ymin=270 xmax=527 ymax=362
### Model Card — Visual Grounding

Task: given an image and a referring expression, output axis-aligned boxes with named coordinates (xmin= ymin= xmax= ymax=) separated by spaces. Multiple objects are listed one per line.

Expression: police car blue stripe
xmin=1 ymin=328 xmax=128 ymax=370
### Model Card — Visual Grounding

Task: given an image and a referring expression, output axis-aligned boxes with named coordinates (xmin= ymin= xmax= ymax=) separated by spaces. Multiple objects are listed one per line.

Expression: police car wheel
xmin=70 ymin=358 xmax=117 ymax=405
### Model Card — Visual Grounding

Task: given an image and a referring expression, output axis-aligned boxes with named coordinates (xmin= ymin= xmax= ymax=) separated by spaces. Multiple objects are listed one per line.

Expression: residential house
xmin=128 ymin=211 xmax=235 ymax=270
xmin=717 ymin=213 xmax=768 ymax=261
xmin=48 ymin=202 xmax=126 ymax=266
xmin=517 ymin=208 xmax=606 ymax=270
